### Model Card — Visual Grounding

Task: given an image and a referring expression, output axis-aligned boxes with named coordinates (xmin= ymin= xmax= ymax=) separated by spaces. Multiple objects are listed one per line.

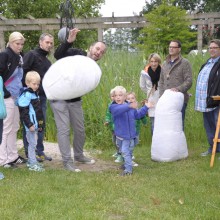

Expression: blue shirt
xmin=195 ymin=57 xmax=220 ymax=112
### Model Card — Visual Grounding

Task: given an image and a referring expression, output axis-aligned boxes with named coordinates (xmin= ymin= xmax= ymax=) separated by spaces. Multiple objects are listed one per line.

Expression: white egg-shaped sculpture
xmin=43 ymin=55 xmax=102 ymax=100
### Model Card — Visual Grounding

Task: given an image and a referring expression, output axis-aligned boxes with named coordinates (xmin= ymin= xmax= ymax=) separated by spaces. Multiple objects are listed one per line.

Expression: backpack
xmin=0 ymin=76 xmax=7 ymax=119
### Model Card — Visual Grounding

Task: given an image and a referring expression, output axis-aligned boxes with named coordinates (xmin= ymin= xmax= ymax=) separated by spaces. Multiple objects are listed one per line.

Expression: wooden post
xmin=197 ymin=24 xmax=203 ymax=52
xmin=98 ymin=27 xmax=103 ymax=42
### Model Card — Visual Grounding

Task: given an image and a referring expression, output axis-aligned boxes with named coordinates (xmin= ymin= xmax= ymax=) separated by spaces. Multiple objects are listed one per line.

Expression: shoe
xmin=11 ymin=155 xmax=27 ymax=164
xmin=132 ymin=161 xmax=139 ymax=167
xmin=3 ymin=163 xmax=18 ymax=169
xmin=200 ymin=151 xmax=211 ymax=157
xmin=64 ymin=163 xmax=81 ymax=172
xmin=36 ymin=155 xmax=44 ymax=163
xmin=39 ymin=153 xmax=52 ymax=161
xmin=119 ymin=171 xmax=132 ymax=176
xmin=75 ymin=156 xmax=95 ymax=164
xmin=0 ymin=172 xmax=4 ymax=180
xmin=115 ymin=155 xmax=124 ymax=163
xmin=112 ymin=152 xmax=119 ymax=157
xmin=26 ymin=161 xmax=44 ymax=168
xmin=132 ymin=155 xmax=135 ymax=160
xmin=28 ymin=163 xmax=45 ymax=172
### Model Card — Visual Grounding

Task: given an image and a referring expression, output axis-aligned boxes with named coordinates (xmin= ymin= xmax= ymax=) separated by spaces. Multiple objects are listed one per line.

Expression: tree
xmin=103 ymin=28 xmax=137 ymax=51
xmin=138 ymin=1 xmax=197 ymax=54
xmin=0 ymin=0 xmax=104 ymax=51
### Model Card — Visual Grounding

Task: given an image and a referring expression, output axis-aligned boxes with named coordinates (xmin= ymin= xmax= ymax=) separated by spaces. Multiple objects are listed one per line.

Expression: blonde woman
xmin=139 ymin=53 xmax=162 ymax=135
xmin=0 ymin=31 xmax=26 ymax=168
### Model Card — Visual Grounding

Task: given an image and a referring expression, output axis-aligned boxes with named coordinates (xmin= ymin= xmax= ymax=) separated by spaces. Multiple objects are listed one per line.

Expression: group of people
xmin=105 ymin=39 xmax=220 ymax=176
xmin=0 ymin=28 xmax=106 ymax=177
xmin=0 ymin=28 xmax=219 ymax=178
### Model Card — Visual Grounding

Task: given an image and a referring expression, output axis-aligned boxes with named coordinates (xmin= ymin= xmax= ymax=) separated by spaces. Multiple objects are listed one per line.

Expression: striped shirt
xmin=195 ymin=57 xmax=220 ymax=112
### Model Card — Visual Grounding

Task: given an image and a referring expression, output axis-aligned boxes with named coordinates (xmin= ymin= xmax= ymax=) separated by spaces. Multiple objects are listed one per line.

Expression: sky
xmin=100 ymin=0 xmax=147 ymax=17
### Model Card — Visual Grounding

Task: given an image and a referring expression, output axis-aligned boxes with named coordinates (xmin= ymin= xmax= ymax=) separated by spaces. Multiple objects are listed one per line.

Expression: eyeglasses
xmin=169 ymin=46 xmax=180 ymax=49
xmin=208 ymin=47 xmax=220 ymax=50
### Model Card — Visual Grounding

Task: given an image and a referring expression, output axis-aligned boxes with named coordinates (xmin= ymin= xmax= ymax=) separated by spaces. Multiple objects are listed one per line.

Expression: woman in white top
xmin=139 ymin=53 xmax=162 ymax=135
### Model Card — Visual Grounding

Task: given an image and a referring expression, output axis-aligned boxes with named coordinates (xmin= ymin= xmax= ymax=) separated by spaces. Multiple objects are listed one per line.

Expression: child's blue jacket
xmin=109 ymin=102 xmax=148 ymax=140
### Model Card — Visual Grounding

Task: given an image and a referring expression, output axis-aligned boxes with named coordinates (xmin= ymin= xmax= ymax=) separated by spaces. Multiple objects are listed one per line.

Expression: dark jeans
xmin=0 ymin=119 xmax=3 ymax=144
xmin=23 ymin=96 xmax=47 ymax=156
xmin=181 ymin=103 xmax=187 ymax=131
xmin=203 ymin=107 xmax=220 ymax=153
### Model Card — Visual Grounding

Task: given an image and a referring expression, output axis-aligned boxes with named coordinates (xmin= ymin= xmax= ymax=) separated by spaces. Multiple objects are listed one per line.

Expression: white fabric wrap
xmin=43 ymin=55 xmax=102 ymax=100
xmin=151 ymin=89 xmax=188 ymax=162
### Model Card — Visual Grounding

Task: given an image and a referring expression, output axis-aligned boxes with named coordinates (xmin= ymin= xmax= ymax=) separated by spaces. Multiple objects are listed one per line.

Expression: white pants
xmin=0 ymin=97 xmax=19 ymax=165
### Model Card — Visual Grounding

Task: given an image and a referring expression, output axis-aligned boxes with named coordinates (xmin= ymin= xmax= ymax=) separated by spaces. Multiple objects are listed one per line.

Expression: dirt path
xmin=17 ymin=140 xmax=118 ymax=172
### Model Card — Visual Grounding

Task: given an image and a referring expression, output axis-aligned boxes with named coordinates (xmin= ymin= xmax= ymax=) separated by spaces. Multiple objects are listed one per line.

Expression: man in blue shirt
xmin=195 ymin=39 xmax=220 ymax=157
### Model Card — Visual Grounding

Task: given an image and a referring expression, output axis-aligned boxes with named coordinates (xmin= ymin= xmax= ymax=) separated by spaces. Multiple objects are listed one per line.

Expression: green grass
xmin=8 ymin=50 xmax=220 ymax=219
xmin=0 ymin=144 xmax=220 ymax=219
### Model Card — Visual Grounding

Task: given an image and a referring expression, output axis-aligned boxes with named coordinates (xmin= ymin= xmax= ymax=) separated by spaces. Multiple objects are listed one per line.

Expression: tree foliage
xmin=138 ymin=1 xmax=197 ymax=54
xmin=0 ymin=0 xmax=104 ymax=51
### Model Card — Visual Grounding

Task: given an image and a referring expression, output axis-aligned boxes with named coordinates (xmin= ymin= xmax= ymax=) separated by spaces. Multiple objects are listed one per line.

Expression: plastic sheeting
xmin=43 ymin=55 xmax=102 ymax=100
xmin=151 ymin=89 xmax=188 ymax=162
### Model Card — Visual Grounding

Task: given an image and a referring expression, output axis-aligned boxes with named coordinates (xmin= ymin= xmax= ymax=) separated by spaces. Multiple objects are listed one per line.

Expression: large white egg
xmin=43 ymin=55 xmax=102 ymax=100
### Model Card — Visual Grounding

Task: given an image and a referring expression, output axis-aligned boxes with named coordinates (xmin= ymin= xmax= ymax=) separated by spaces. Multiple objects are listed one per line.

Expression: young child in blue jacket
xmin=109 ymin=86 xmax=152 ymax=176
xmin=18 ymin=71 xmax=45 ymax=172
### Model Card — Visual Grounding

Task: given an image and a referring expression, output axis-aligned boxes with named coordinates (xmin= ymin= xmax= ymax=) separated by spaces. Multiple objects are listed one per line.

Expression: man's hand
xmin=67 ymin=28 xmax=80 ymax=43
xmin=29 ymin=125 xmax=35 ymax=132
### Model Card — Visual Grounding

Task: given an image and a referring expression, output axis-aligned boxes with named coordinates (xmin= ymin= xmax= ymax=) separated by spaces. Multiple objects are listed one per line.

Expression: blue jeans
xmin=23 ymin=96 xmax=47 ymax=156
xmin=116 ymin=138 xmax=135 ymax=173
xmin=203 ymin=107 xmax=220 ymax=153
xmin=26 ymin=130 xmax=37 ymax=165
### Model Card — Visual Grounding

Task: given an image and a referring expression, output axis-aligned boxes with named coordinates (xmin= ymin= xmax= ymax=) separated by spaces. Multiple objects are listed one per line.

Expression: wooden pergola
xmin=0 ymin=12 xmax=219 ymax=51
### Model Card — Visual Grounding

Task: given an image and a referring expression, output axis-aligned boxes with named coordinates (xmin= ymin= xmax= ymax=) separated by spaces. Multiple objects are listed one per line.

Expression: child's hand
xmin=104 ymin=122 xmax=109 ymax=126
xmin=129 ymin=101 xmax=138 ymax=109
xmin=29 ymin=125 xmax=35 ymax=132
xmin=141 ymin=99 xmax=147 ymax=106
xmin=38 ymin=127 xmax=43 ymax=132
xmin=145 ymin=101 xmax=154 ymax=108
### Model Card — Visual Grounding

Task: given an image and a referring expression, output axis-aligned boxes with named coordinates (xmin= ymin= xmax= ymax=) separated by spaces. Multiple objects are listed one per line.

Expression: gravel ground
xmin=17 ymin=140 xmax=118 ymax=172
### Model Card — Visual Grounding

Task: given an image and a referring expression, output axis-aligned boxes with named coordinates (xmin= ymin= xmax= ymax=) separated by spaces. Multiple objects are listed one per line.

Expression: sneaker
xmin=132 ymin=161 xmax=139 ymax=167
xmin=0 ymin=172 xmax=4 ymax=180
xmin=26 ymin=161 xmax=44 ymax=168
xmin=200 ymin=151 xmax=211 ymax=157
xmin=28 ymin=163 xmax=45 ymax=172
xmin=115 ymin=155 xmax=124 ymax=163
xmin=39 ymin=153 xmax=52 ymax=161
xmin=75 ymin=156 xmax=95 ymax=164
xmin=64 ymin=163 xmax=81 ymax=172
xmin=119 ymin=171 xmax=132 ymax=176
xmin=11 ymin=155 xmax=27 ymax=164
xmin=36 ymin=155 xmax=44 ymax=163
xmin=3 ymin=163 xmax=18 ymax=169
xmin=112 ymin=152 xmax=119 ymax=157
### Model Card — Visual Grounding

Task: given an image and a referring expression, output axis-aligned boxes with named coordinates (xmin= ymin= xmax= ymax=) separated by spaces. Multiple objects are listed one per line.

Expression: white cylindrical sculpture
xmin=42 ymin=55 xmax=102 ymax=100
xmin=151 ymin=89 xmax=188 ymax=162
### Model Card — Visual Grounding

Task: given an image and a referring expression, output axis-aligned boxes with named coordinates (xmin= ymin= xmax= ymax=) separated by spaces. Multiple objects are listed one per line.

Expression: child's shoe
xmin=115 ymin=154 xmax=124 ymax=163
xmin=119 ymin=171 xmax=132 ymax=176
xmin=132 ymin=161 xmax=139 ymax=167
xmin=112 ymin=152 xmax=119 ymax=157
xmin=28 ymin=163 xmax=45 ymax=172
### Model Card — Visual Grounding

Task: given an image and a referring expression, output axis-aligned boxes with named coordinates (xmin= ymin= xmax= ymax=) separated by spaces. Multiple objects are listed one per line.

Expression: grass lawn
xmin=0 ymin=140 xmax=220 ymax=220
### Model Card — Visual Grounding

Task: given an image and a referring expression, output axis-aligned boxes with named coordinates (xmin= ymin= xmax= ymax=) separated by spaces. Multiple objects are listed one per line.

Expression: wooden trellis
xmin=0 ymin=12 xmax=219 ymax=51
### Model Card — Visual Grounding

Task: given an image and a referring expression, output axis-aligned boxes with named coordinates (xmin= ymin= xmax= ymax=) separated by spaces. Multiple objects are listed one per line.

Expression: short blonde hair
xmin=126 ymin=91 xmax=136 ymax=98
xmin=113 ymin=86 xmax=126 ymax=95
xmin=110 ymin=88 xmax=115 ymax=96
xmin=148 ymin=53 xmax=161 ymax=64
xmin=25 ymin=71 xmax=41 ymax=85
xmin=8 ymin=32 xmax=25 ymax=43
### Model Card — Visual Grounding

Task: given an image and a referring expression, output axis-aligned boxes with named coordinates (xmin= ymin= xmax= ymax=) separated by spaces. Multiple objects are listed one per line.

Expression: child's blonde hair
xmin=113 ymin=86 xmax=126 ymax=95
xmin=25 ymin=71 xmax=41 ymax=85
xmin=126 ymin=91 xmax=136 ymax=98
